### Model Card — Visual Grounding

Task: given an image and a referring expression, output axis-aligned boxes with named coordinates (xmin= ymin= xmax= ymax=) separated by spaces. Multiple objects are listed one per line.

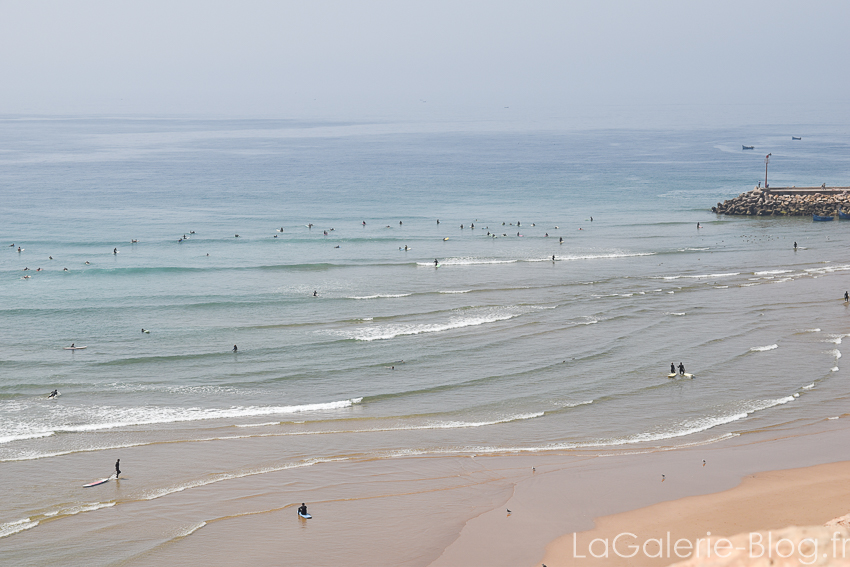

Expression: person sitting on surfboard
xmin=115 ymin=459 xmax=121 ymax=479
xmin=70 ymin=343 xmax=75 ymax=348
xmin=678 ymin=362 xmax=685 ymax=375
xmin=298 ymin=503 xmax=308 ymax=516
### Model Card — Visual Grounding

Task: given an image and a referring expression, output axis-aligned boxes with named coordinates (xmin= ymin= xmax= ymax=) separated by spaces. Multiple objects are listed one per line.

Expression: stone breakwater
xmin=713 ymin=188 xmax=850 ymax=216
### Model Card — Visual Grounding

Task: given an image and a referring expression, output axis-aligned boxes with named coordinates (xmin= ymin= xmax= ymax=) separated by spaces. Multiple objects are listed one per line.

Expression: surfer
xmin=70 ymin=343 xmax=75 ymax=348
xmin=298 ymin=503 xmax=308 ymax=516
xmin=559 ymin=237 xmax=563 ymax=244
xmin=697 ymin=222 xmax=701 ymax=229
xmin=845 ymin=291 xmax=848 ymax=302
xmin=552 ymin=255 xmax=555 ymax=261
xmin=313 ymin=290 xmax=317 ymax=297
xmin=113 ymin=248 xmax=117 ymax=254
xmin=233 ymin=345 xmax=238 ymax=352
xmin=48 ymin=389 xmax=58 ymax=399
xmin=794 ymin=242 xmax=797 ymax=250
xmin=678 ymin=362 xmax=686 ymax=375
xmin=671 ymin=363 xmax=676 ymax=374
xmin=362 ymin=220 xmax=366 ymax=226
xmin=115 ymin=459 xmax=121 ymax=479
xmin=434 ymin=259 xmax=439 ymax=267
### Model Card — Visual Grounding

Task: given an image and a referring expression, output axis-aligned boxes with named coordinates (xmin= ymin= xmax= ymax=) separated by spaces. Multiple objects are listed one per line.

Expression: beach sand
xmin=12 ymin=419 xmax=850 ymax=566
xmin=433 ymin=419 xmax=850 ymax=567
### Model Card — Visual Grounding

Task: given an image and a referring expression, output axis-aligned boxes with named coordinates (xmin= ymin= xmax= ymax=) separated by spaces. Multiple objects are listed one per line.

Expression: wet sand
xmin=434 ymin=419 xmax=850 ymax=567
xmin=8 ymin=419 xmax=850 ymax=566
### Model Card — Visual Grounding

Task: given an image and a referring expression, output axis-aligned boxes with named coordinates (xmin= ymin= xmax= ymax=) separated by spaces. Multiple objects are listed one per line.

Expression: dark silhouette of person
xmin=115 ymin=459 xmax=121 ymax=478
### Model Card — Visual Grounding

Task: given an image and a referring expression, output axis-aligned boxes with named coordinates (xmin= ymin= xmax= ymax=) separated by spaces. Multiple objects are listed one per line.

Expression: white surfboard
xmin=298 ymin=512 xmax=312 ymax=519
xmin=64 ymin=346 xmax=87 ymax=350
xmin=667 ymin=373 xmax=677 ymax=378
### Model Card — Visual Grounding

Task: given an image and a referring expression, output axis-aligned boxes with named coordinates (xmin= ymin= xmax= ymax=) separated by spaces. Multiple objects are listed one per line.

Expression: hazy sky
xmin=2 ymin=0 xmax=849 ymax=124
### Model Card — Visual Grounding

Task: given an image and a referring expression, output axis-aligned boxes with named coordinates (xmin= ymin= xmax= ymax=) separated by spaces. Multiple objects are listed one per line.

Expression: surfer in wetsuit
xmin=845 ymin=291 xmax=849 ymax=302
xmin=434 ymin=259 xmax=438 ymax=266
xmin=48 ymin=389 xmax=58 ymax=399
xmin=115 ymin=459 xmax=121 ymax=479
xmin=794 ymin=242 xmax=797 ymax=250
xmin=298 ymin=503 xmax=308 ymax=516
xmin=678 ymin=362 xmax=685 ymax=375
xmin=233 ymin=345 xmax=238 ymax=352
xmin=671 ymin=363 xmax=675 ymax=374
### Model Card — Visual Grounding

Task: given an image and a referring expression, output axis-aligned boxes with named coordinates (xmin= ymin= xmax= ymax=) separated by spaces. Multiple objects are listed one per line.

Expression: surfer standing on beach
xmin=115 ymin=459 xmax=121 ymax=479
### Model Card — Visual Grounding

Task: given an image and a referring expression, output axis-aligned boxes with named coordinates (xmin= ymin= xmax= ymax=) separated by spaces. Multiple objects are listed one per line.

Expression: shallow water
xmin=2 ymin=118 xmax=850 ymax=563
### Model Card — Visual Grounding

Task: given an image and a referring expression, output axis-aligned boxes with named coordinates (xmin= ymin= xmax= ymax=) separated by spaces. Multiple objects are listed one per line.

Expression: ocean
xmin=2 ymin=117 xmax=850 ymax=564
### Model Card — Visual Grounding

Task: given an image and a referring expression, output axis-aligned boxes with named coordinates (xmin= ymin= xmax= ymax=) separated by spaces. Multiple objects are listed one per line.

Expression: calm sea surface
xmin=2 ymin=118 xmax=850 ymax=563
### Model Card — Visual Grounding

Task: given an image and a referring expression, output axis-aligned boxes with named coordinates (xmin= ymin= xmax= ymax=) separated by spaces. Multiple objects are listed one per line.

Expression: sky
xmin=2 ymin=0 xmax=849 ymax=126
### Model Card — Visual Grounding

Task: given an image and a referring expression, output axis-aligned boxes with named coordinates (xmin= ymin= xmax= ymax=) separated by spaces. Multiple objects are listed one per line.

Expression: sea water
xmin=2 ymin=118 xmax=850 ymax=562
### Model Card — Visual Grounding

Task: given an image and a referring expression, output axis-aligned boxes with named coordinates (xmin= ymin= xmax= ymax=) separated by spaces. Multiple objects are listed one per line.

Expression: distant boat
xmin=839 ymin=210 xmax=850 ymax=220
xmin=792 ymin=136 xmax=802 ymax=140
xmin=813 ymin=214 xmax=834 ymax=221
xmin=742 ymin=145 xmax=754 ymax=150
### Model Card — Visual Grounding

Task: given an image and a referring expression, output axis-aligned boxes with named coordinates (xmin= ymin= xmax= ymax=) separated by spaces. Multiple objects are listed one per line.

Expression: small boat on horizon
xmin=813 ymin=214 xmax=834 ymax=221
xmin=742 ymin=145 xmax=754 ymax=150
xmin=792 ymin=136 xmax=802 ymax=140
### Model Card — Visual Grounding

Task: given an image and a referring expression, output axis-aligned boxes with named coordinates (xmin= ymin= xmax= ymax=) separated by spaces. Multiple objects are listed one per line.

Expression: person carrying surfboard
xmin=115 ymin=459 xmax=121 ymax=479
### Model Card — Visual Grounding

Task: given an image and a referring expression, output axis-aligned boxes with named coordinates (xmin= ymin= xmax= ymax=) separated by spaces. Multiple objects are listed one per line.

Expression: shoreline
xmin=430 ymin=418 xmax=850 ymax=567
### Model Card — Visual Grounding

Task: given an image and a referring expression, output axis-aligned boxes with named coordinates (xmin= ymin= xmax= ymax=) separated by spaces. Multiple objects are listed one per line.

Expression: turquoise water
xmin=3 ymin=118 xmax=850 ymax=556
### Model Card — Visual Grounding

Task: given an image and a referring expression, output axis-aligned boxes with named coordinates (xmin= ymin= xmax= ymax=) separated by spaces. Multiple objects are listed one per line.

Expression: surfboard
xmin=298 ymin=512 xmax=312 ymax=519
xmin=83 ymin=477 xmax=111 ymax=488
xmin=667 ymin=373 xmax=677 ymax=378
xmin=64 ymin=346 xmax=87 ymax=350
xmin=683 ymin=373 xmax=694 ymax=378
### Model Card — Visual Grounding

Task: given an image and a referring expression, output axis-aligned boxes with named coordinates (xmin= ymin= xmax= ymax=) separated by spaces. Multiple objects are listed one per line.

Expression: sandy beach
xmin=433 ymin=418 xmax=850 ymax=567
xmin=27 ymin=416 xmax=838 ymax=566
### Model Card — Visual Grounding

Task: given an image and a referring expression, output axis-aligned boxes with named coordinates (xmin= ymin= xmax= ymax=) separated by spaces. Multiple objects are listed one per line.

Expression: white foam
xmin=235 ymin=422 xmax=280 ymax=428
xmin=0 ymin=431 xmax=54 ymax=444
xmin=802 ymin=383 xmax=815 ymax=390
xmin=347 ymin=294 xmax=411 ymax=299
xmin=803 ymin=328 xmax=822 ymax=333
xmin=328 ymin=308 xmax=526 ymax=341
xmin=43 ymin=501 xmax=115 ymax=519
xmin=439 ymin=290 xmax=471 ymax=294
xmin=833 ymin=367 xmax=840 ymax=372
xmin=666 ymin=312 xmax=686 ymax=316
xmin=0 ymin=518 xmax=38 ymax=539
xmin=142 ymin=458 xmax=347 ymax=501
xmin=0 ymin=398 xmax=364 ymax=444
xmin=830 ymin=349 xmax=842 ymax=359
xmin=754 ymin=269 xmax=793 ymax=275
xmin=750 ymin=344 xmax=778 ymax=352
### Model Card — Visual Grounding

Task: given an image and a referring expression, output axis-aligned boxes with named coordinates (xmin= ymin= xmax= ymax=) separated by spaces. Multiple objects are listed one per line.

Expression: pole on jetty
xmin=764 ymin=153 xmax=771 ymax=188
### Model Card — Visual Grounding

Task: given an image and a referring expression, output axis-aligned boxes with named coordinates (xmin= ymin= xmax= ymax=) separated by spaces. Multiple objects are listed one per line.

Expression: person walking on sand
xmin=115 ymin=459 xmax=121 ymax=479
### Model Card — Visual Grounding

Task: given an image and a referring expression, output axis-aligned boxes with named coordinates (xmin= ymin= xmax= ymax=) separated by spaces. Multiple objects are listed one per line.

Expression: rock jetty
xmin=713 ymin=188 xmax=850 ymax=216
